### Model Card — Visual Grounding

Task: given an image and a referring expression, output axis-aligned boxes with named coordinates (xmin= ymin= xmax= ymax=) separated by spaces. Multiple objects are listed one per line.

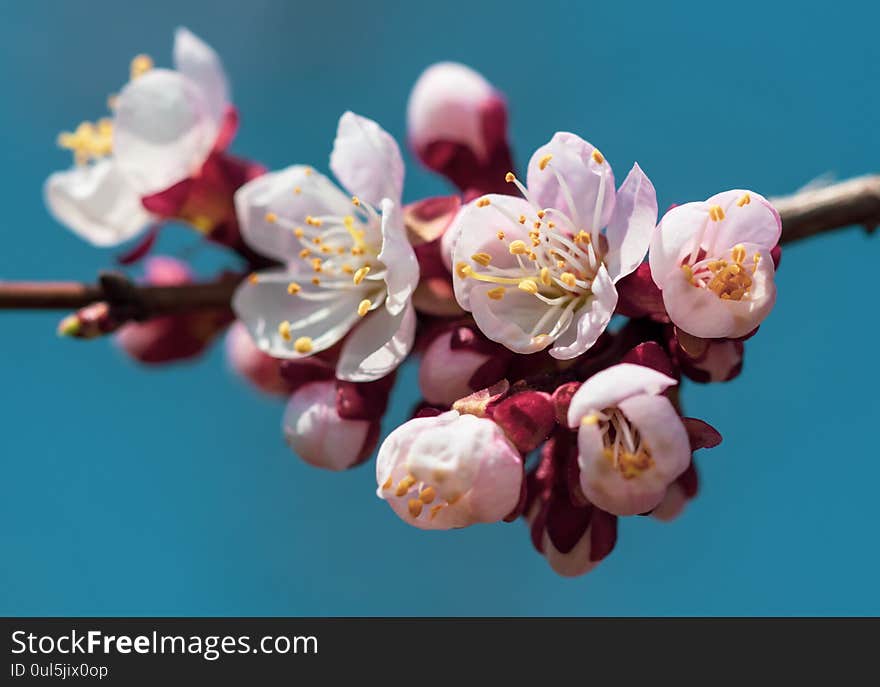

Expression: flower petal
xmin=44 ymin=160 xmax=152 ymax=246
xmin=232 ymin=271 xmax=363 ymax=358
xmin=661 ymin=243 xmax=776 ymax=339
xmin=173 ymin=27 xmax=230 ymax=127
xmin=603 ymin=163 xmax=657 ymax=282
xmin=526 ymin=132 xmax=615 ymax=232
xmin=378 ymin=198 xmax=419 ymax=316
xmin=549 ymin=264 xmax=617 ymax=360
xmin=329 ymin=111 xmax=404 ymax=207
xmin=336 ymin=301 xmax=416 ymax=382
xmin=469 ymin=283 xmax=555 ymax=354
xmin=567 ymin=363 xmax=677 ymax=427
xmin=648 ymin=201 xmax=708 ymax=287
xmin=113 ymin=69 xmax=217 ymax=195
xmin=706 ymin=189 xmax=782 ymax=252
xmin=234 ymin=165 xmax=351 ymax=264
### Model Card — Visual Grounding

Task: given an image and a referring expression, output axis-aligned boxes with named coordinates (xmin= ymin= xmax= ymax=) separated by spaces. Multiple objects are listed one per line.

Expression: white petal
xmin=44 ymin=160 xmax=152 ymax=246
xmin=648 ymin=201 xmax=708 ymax=287
xmin=469 ymin=283 xmax=555 ymax=354
xmin=549 ymin=264 xmax=618 ymax=360
xmin=173 ymin=27 xmax=230 ymax=126
xmin=378 ymin=198 xmax=419 ymax=316
xmin=336 ymin=301 xmax=416 ymax=382
xmin=706 ymin=189 xmax=782 ymax=252
xmin=232 ymin=272 xmax=363 ymax=359
xmin=113 ymin=69 xmax=217 ymax=195
xmin=329 ymin=111 xmax=404 ymax=207
xmin=603 ymin=163 xmax=657 ymax=282
xmin=235 ymin=165 xmax=351 ymax=263
xmin=567 ymin=363 xmax=678 ymax=427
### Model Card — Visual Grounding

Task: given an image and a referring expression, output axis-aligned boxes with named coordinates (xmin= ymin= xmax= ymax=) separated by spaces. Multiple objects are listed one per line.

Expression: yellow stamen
xmin=353 ymin=266 xmax=370 ymax=285
xmin=497 ymin=231 xmax=506 ymax=240
xmin=509 ymin=240 xmax=528 ymax=255
xmin=248 ymin=273 xmax=260 ymax=284
xmin=382 ymin=476 xmax=393 ymax=491
xmin=357 ymin=299 xmax=372 ymax=317
xmin=311 ymin=258 xmax=323 ymax=273
xmin=540 ymin=267 xmax=551 ymax=285
xmin=419 ymin=487 xmax=436 ymax=504
xmin=737 ymin=192 xmax=751 ymax=207
xmin=278 ymin=321 xmax=292 ymax=341
xmin=476 ymin=197 xmax=491 ymax=208
xmin=708 ymin=205 xmax=726 ymax=222
xmin=518 ymin=279 xmax=539 ymax=294
xmin=560 ymin=272 xmax=577 ymax=288
xmin=299 ymin=248 xmax=311 ymax=259
xmin=730 ymin=244 xmax=747 ymax=264
xmin=539 ymin=154 xmax=553 ymax=170
xmin=681 ymin=264 xmax=695 ymax=284
xmin=294 ymin=186 xmax=302 ymax=195
xmin=294 ymin=227 xmax=305 ymax=238
xmin=581 ymin=414 xmax=599 ymax=426
xmin=311 ymin=277 xmax=321 ymax=285
xmin=455 ymin=262 xmax=473 ymax=279
xmin=287 ymin=282 xmax=301 ymax=295
xmin=395 ymin=475 xmax=416 ymax=497
xmin=341 ymin=264 xmax=354 ymax=274
xmin=129 ymin=54 xmax=153 ymax=80
xmin=408 ymin=499 xmax=423 ymax=518
xmin=352 ymin=196 xmax=361 ymax=206
xmin=505 ymin=172 xmax=516 ymax=183
xmin=591 ymin=149 xmax=604 ymax=164
xmin=518 ymin=215 xmax=526 ymax=224
xmin=471 ymin=252 xmax=492 ymax=267
xmin=294 ymin=336 xmax=313 ymax=354
xmin=487 ymin=287 xmax=506 ymax=300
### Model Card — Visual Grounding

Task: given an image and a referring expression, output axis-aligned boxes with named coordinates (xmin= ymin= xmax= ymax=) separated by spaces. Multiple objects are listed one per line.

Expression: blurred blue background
xmin=1 ymin=0 xmax=878 ymax=616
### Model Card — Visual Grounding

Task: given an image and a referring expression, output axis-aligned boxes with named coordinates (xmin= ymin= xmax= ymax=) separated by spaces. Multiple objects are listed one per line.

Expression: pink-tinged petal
xmin=44 ymin=160 xmax=152 ymax=246
xmin=469 ymin=283 xmax=554 ymax=354
xmin=603 ymin=163 xmax=657 ymax=281
xmin=418 ymin=328 xmax=494 ymax=406
xmin=283 ymin=380 xmax=373 ymax=471
xmin=651 ymin=482 xmax=688 ymax=522
xmin=680 ymin=339 xmax=744 ymax=383
xmin=682 ymin=417 xmax=722 ymax=451
xmin=113 ymin=69 xmax=217 ymax=195
xmin=706 ymin=189 xmax=781 ymax=251
xmin=336 ymin=301 xmax=415 ymax=382
xmin=173 ymin=27 xmax=230 ymax=128
xmin=526 ymin=132 xmax=615 ymax=232
xmin=407 ymin=62 xmax=498 ymax=164
xmin=567 ymin=363 xmax=677 ymax=427
xmin=329 ymin=111 xmax=404 ymax=207
xmin=648 ymin=201 xmax=709 ymax=287
xmin=232 ymin=272 xmax=363 ymax=358
xmin=234 ymin=165 xmax=351 ymax=264
xmin=225 ymin=320 xmax=288 ymax=396
xmin=376 ymin=411 xmax=523 ymax=530
xmin=451 ymin=194 xmax=534 ymax=309
xmin=378 ymin=198 xmax=419 ymax=316
xmin=661 ymin=243 xmax=777 ymax=338
xmin=549 ymin=264 xmax=617 ymax=360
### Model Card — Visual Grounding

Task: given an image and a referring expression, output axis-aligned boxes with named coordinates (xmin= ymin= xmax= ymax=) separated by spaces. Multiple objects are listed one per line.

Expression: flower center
xmin=57 ymin=55 xmax=154 ymax=166
xmin=584 ymin=409 xmax=655 ymax=480
xmin=380 ymin=471 xmax=461 ymax=522
xmin=679 ymin=195 xmax=761 ymax=302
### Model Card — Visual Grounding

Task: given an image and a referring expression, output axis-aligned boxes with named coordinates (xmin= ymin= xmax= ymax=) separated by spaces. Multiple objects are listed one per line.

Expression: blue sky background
xmin=1 ymin=0 xmax=878 ymax=615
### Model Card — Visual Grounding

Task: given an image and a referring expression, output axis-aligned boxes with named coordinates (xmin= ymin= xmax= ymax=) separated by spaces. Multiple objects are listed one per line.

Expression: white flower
xmin=451 ymin=132 xmax=658 ymax=358
xmin=232 ymin=112 xmax=419 ymax=383
xmin=44 ymin=28 xmax=230 ymax=246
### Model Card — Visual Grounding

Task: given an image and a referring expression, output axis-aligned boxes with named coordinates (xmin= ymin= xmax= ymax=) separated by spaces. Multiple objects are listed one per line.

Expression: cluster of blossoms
xmin=47 ymin=30 xmax=782 ymax=577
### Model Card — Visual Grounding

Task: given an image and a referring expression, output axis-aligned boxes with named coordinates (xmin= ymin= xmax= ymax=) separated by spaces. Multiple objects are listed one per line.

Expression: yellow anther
xmin=278 ymin=321 xmax=292 ymax=341
xmin=351 ymin=246 xmax=365 ymax=256
xmin=537 ymin=210 xmax=546 ymax=219
xmin=737 ymin=192 xmax=751 ymax=207
xmin=575 ymin=230 xmax=592 ymax=244
xmin=382 ymin=476 xmax=393 ymax=491
xmin=287 ymin=282 xmax=301 ymax=295
xmin=321 ymin=246 xmax=333 ymax=254
xmin=311 ymin=277 xmax=321 ymax=285
xmin=294 ymin=336 xmax=313 ymax=354
xmin=353 ymin=266 xmax=370 ymax=285
xmin=357 ymin=299 xmax=372 ymax=317
xmin=528 ymin=251 xmax=538 ymax=260
xmin=352 ymin=196 xmax=361 ymax=206
xmin=294 ymin=227 xmax=305 ymax=238
xmin=487 ymin=287 xmax=506 ymax=300
xmin=455 ymin=262 xmax=473 ymax=279
xmin=294 ymin=186 xmax=302 ymax=195
xmin=304 ymin=167 xmax=314 ymax=176
xmin=539 ymin=154 xmax=553 ymax=170
xmin=58 ymin=119 xmax=114 ymax=165
xmin=341 ymin=264 xmax=354 ymax=274
xmin=581 ymin=414 xmax=599 ymax=426
xmin=471 ymin=252 xmax=492 ymax=267
xmin=560 ymin=272 xmax=578 ymax=288
xmin=408 ymin=499 xmax=424 ymax=518
xmin=265 ymin=212 xmax=278 ymax=223
xmin=395 ymin=475 xmax=416 ymax=497
xmin=708 ymin=205 xmax=726 ymax=221
xmin=305 ymin=215 xmax=323 ymax=227
xmin=540 ymin=267 xmax=551 ymax=285
xmin=591 ymin=149 xmax=605 ymax=164
xmin=681 ymin=264 xmax=695 ymax=284
xmin=248 ymin=273 xmax=260 ymax=285
xmin=505 ymin=172 xmax=516 ymax=183
xmin=497 ymin=231 xmax=506 ymax=240
xmin=476 ymin=197 xmax=491 ymax=208
xmin=518 ymin=215 xmax=526 ymax=224
xmin=509 ymin=240 xmax=528 ymax=255
xmin=129 ymin=54 xmax=153 ymax=80
xmin=311 ymin=258 xmax=323 ymax=272
xmin=299 ymin=248 xmax=311 ymax=259
xmin=429 ymin=504 xmax=445 ymax=520
xmin=730 ymin=244 xmax=747 ymax=264
xmin=518 ymin=279 xmax=539 ymax=294
xmin=419 ymin=487 xmax=436 ymax=504
xmin=533 ymin=221 xmax=542 ymax=230
xmin=312 ymin=237 xmax=322 ymax=245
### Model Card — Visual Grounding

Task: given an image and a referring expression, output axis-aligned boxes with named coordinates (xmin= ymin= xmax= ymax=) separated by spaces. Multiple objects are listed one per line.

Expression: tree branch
xmin=776 ymin=174 xmax=880 ymax=244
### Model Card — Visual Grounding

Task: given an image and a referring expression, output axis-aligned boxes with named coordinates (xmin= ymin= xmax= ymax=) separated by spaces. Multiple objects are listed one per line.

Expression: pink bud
xmin=283 ymin=380 xmax=378 ymax=472
xmin=418 ymin=324 xmax=508 ymax=406
xmin=376 ymin=410 xmax=523 ymax=530
xmin=489 ymin=390 xmax=555 ymax=453
xmin=225 ymin=320 xmax=289 ymax=395
xmin=407 ymin=62 xmax=513 ymax=196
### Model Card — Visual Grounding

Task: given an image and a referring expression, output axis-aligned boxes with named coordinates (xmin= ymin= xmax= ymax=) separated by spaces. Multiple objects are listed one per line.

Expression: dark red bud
xmin=490 ymin=390 xmax=555 ymax=453
xmin=551 ymin=381 xmax=581 ymax=425
xmin=682 ymin=418 xmax=723 ymax=451
xmin=622 ymin=341 xmax=677 ymax=377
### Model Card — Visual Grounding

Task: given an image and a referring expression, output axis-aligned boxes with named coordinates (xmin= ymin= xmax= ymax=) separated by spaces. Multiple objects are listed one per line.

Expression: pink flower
xmin=233 ymin=112 xmax=419 ymax=383
xmin=45 ymin=28 xmax=233 ymax=246
xmin=451 ymin=132 xmax=657 ymax=359
xmin=418 ymin=323 xmax=509 ymax=406
xmin=407 ymin=62 xmax=513 ymax=196
xmin=649 ymin=190 xmax=781 ymax=338
xmin=376 ymin=410 xmax=523 ymax=529
xmin=283 ymin=380 xmax=383 ymax=471
xmin=566 ymin=363 xmax=690 ymax=516
xmin=225 ymin=321 xmax=289 ymax=395
xmin=115 ymin=257 xmax=231 ymax=365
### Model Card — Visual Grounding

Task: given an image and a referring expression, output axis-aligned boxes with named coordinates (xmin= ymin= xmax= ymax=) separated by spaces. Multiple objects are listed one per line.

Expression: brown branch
xmin=776 ymin=174 xmax=880 ymax=244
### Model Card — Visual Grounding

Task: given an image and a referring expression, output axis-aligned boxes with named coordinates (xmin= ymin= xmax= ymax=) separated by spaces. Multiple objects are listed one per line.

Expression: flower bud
xmin=489 ymin=390 xmax=556 ymax=453
xmin=407 ymin=62 xmax=513 ymax=196
xmin=225 ymin=320 xmax=288 ymax=395
xmin=418 ymin=324 xmax=509 ymax=406
xmin=283 ymin=380 xmax=380 ymax=471
xmin=376 ymin=410 xmax=523 ymax=529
